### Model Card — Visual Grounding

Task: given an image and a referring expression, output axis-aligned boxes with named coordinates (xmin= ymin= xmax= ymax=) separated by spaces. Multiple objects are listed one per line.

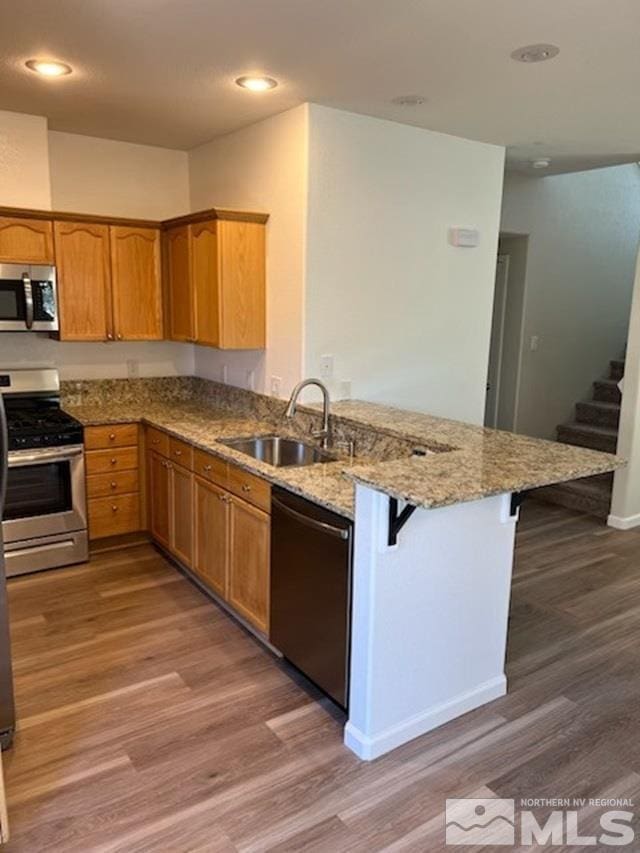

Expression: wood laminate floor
xmin=3 ymin=501 xmax=640 ymax=851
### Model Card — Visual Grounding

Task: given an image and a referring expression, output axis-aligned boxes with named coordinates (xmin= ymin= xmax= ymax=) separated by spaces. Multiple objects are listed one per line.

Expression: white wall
xmin=0 ymin=110 xmax=51 ymax=209
xmin=48 ymin=131 xmax=190 ymax=220
xmin=0 ymin=124 xmax=193 ymax=379
xmin=501 ymin=167 xmax=640 ymax=439
xmin=304 ymin=105 xmax=505 ymax=422
xmin=189 ymin=105 xmax=308 ymax=396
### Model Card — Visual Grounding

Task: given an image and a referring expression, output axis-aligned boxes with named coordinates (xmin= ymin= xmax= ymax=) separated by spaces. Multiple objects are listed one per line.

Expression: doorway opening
xmin=484 ymin=233 xmax=529 ymax=430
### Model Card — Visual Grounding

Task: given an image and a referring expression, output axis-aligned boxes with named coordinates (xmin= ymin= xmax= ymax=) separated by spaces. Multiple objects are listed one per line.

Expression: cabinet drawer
xmin=194 ymin=448 xmax=228 ymax=488
xmin=89 ymin=494 xmax=140 ymax=539
xmin=169 ymin=436 xmax=193 ymax=469
xmin=86 ymin=470 xmax=139 ymax=499
xmin=227 ymin=463 xmax=271 ymax=513
xmin=84 ymin=423 xmax=138 ymax=450
xmin=85 ymin=446 xmax=139 ymax=475
xmin=146 ymin=426 xmax=169 ymax=457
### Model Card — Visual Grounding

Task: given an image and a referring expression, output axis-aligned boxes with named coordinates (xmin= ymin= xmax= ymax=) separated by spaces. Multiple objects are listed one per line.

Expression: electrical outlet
xmin=320 ymin=354 xmax=334 ymax=380
xmin=339 ymin=379 xmax=352 ymax=399
xmin=126 ymin=360 xmax=139 ymax=378
xmin=270 ymin=376 xmax=282 ymax=398
xmin=530 ymin=335 xmax=540 ymax=352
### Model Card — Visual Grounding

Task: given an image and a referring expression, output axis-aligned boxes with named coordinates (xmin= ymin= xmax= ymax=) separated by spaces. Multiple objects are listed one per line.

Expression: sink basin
xmin=220 ymin=435 xmax=336 ymax=467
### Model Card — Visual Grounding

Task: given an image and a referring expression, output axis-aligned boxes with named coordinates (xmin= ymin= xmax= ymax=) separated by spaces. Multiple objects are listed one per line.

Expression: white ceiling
xmin=1 ymin=0 xmax=639 ymax=173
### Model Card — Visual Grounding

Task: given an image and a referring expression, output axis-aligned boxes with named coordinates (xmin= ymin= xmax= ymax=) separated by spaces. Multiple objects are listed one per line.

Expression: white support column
xmin=344 ymin=484 xmax=517 ymax=760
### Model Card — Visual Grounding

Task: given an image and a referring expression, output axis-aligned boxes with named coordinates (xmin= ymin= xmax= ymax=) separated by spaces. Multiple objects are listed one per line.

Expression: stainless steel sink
xmin=219 ymin=435 xmax=336 ymax=467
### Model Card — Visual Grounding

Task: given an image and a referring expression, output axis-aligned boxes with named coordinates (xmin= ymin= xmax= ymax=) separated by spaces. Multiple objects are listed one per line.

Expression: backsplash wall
xmin=0 ymin=335 xmax=195 ymax=380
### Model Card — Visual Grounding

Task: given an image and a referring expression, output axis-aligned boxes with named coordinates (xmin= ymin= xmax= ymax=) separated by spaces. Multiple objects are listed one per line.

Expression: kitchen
xmin=0 ymin=2 xmax=638 ymax=850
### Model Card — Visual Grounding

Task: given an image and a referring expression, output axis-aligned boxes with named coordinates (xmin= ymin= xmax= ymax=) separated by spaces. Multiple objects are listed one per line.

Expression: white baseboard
xmin=607 ymin=512 xmax=640 ymax=530
xmin=343 ymin=675 xmax=507 ymax=761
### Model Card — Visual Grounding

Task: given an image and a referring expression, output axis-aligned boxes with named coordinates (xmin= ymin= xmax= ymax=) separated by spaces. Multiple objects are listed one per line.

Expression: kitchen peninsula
xmin=63 ymin=377 xmax=622 ymax=760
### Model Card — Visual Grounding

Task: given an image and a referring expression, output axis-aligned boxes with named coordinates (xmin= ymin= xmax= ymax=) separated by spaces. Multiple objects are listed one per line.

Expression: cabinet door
xmin=165 ymin=225 xmax=194 ymax=341
xmin=191 ymin=220 xmax=219 ymax=346
xmin=169 ymin=462 xmax=193 ymax=567
xmin=228 ymin=496 xmax=270 ymax=633
xmin=149 ymin=451 xmax=170 ymax=549
xmin=0 ymin=216 xmax=54 ymax=263
xmin=218 ymin=220 xmax=266 ymax=349
xmin=54 ymin=221 xmax=112 ymax=341
xmin=110 ymin=226 xmax=162 ymax=340
xmin=193 ymin=476 xmax=228 ymax=597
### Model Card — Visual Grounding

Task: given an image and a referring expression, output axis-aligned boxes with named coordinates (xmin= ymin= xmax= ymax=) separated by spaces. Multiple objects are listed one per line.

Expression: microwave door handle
xmin=22 ymin=272 xmax=34 ymax=329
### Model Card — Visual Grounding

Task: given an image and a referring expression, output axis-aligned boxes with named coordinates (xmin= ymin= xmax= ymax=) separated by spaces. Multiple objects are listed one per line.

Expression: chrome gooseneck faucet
xmin=285 ymin=378 xmax=331 ymax=449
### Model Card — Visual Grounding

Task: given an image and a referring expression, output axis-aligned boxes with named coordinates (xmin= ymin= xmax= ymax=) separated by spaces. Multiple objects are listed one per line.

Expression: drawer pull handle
xmin=204 ymin=464 xmax=212 ymax=472
xmin=242 ymin=484 xmax=251 ymax=492
xmin=111 ymin=505 xmax=118 ymax=512
xmin=152 ymin=439 xmax=160 ymax=445
xmin=174 ymin=450 xmax=182 ymax=456
xmin=109 ymin=433 xmax=116 ymax=440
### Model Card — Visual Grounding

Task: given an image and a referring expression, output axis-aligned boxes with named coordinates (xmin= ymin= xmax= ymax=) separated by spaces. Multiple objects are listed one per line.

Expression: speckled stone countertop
xmin=64 ymin=385 xmax=623 ymax=519
xmin=65 ymin=400 xmax=360 ymax=518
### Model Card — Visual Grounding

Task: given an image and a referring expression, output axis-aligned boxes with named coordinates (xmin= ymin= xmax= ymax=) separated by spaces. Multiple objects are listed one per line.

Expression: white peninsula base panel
xmin=345 ymin=484 xmax=518 ymax=760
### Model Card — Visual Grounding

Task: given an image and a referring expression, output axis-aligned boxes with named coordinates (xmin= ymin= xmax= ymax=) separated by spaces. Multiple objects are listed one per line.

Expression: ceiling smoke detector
xmin=391 ymin=95 xmax=426 ymax=106
xmin=531 ymin=157 xmax=551 ymax=169
xmin=511 ymin=44 xmax=560 ymax=63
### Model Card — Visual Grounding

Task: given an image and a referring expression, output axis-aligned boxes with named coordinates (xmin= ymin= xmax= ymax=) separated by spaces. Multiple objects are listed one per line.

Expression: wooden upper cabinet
xmin=0 ymin=217 xmax=54 ymax=263
xmin=165 ymin=225 xmax=194 ymax=342
xmin=218 ymin=221 xmax=265 ymax=349
xmin=54 ymin=221 xmax=112 ymax=341
xmin=110 ymin=226 xmax=162 ymax=340
xmin=164 ymin=217 xmax=266 ymax=350
xmin=191 ymin=221 xmax=219 ymax=347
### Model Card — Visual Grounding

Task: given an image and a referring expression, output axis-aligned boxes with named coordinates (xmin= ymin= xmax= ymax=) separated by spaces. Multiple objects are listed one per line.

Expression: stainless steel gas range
xmin=1 ymin=369 xmax=88 ymax=577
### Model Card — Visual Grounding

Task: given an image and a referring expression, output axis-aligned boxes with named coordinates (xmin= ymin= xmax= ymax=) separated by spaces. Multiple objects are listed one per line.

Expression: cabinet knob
xmin=109 ymin=433 xmax=116 ymax=441
xmin=117 ymin=333 xmax=123 ymax=341
xmin=152 ymin=439 xmax=160 ymax=445
xmin=203 ymin=464 xmax=212 ymax=472
xmin=110 ymin=481 xmax=117 ymax=489
xmin=106 ymin=333 xmax=114 ymax=341
xmin=174 ymin=450 xmax=182 ymax=456
xmin=110 ymin=458 xmax=117 ymax=465
xmin=111 ymin=505 xmax=118 ymax=512
xmin=242 ymin=484 xmax=251 ymax=493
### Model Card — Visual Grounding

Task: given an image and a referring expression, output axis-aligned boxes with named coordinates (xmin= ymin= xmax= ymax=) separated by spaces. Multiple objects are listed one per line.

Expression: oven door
xmin=0 ymin=264 xmax=58 ymax=332
xmin=3 ymin=445 xmax=87 ymax=544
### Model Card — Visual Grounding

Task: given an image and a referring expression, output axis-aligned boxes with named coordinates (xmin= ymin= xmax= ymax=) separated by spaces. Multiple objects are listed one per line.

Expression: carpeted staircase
xmin=533 ymin=357 xmax=623 ymax=519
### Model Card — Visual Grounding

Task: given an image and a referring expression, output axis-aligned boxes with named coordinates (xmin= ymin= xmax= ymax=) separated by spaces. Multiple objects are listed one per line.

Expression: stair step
xmin=557 ymin=422 xmax=618 ymax=453
xmin=593 ymin=378 xmax=622 ymax=404
xmin=533 ymin=474 xmax=613 ymax=519
xmin=575 ymin=400 xmax=620 ymax=429
xmin=610 ymin=359 xmax=625 ymax=381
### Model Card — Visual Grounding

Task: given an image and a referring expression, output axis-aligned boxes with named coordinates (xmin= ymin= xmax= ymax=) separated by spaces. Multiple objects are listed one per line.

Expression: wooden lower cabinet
xmin=149 ymin=450 xmax=170 ymax=549
xmin=86 ymin=424 xmax=141 ymax=540
xmin=193 ymin=476 xmax=228 ymax=598
xmin=228 ymin=496 xmax=270 ymax=633
xmin=170 ymin=462 xmax=193 ymax=567
xmin=146 ymin=428 xmax=271 ymax=635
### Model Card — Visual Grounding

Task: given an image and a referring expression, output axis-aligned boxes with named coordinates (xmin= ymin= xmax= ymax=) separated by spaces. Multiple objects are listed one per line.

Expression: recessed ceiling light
xmin=391 ymin=95 xmax=426 ymax=107
xmin=531 ymin=157 xmax=551 ymax=169
xmin=235 ymin=76 xmax=278 ymax=92
xmin=511 ymin=44 xmax=560 ymax=63
xmin=25 ymin=59 xmax=73 ymax=77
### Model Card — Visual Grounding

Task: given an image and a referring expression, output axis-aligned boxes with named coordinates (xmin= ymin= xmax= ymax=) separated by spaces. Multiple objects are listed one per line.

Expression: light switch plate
xmin=270 ymin=376 xmax=282 ymax=397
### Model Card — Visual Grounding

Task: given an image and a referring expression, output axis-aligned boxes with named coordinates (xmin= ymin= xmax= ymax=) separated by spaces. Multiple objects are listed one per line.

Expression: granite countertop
xmin=66 ymin=397 xmax=624 ymax=519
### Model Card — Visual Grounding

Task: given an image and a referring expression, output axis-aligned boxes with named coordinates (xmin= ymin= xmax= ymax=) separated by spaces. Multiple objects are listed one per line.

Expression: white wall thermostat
xmin=448 ymin=227 xmax=480 ymax=248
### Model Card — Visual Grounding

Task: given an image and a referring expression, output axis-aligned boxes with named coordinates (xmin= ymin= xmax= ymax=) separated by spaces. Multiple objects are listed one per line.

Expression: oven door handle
xmin=23 ymin=272 xmax=34 ymax=329
xmin=8 ymin=445 xmax=84 ymax=467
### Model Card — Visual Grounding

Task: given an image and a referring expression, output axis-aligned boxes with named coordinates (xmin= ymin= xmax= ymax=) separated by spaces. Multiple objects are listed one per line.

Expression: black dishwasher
xmin=270 ymin=487 xmax=353 ymax=709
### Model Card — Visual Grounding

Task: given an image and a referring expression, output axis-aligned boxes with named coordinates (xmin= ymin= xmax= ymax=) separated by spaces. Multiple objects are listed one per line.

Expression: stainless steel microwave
xmin=0 ymin=264 xmax=58 ymax=331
